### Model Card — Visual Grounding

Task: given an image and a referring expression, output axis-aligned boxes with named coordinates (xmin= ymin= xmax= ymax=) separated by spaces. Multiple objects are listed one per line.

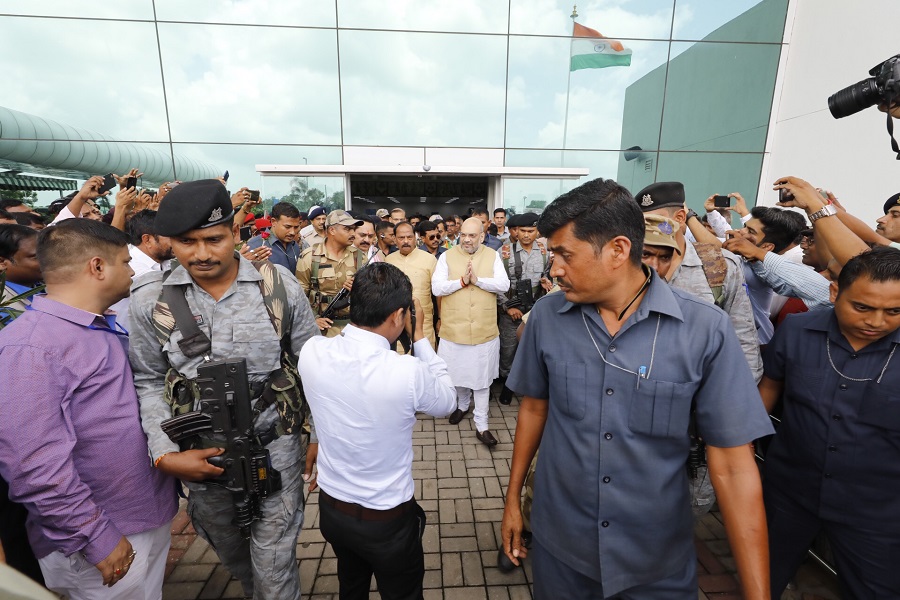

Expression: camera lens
xmin=828 ymin=77 xmax=881 ymax=119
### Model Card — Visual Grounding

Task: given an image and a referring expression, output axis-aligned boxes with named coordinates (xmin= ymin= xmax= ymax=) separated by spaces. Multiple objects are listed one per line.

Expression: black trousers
xmin=319 ymin=496 xmax=426 ymax=600
xmin=765 ymin=483 xmax=900 ymax=599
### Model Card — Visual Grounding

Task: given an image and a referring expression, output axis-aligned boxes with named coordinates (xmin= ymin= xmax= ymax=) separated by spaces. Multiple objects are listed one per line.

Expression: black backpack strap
xmin=512 ymin=242 xmax=524 ymax=280
xmin=162 ymin=283 xmax=212 ymax=359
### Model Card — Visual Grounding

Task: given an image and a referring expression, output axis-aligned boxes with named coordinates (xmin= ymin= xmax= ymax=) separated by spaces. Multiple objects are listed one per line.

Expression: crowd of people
xmin=0 ymin=163 xmax=898 ymax=600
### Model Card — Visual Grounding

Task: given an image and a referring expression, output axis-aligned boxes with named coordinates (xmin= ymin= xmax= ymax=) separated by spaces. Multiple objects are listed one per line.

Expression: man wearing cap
xmin=637 ymin=181 xmax=762 ymax=382
xmin=128 ymin=179 xmax=320 ymax=600
xmin=387 ymin=221 xmax=439 ymax=348
xmin=376 ymin=208 xmax=391 ymax=222
xmin=302 ymin=206 xmax=327 ymax=246
xmin=297 ymin=209 xmax=365 ymax=337
xmin=432 ymin=217 xmax=510 ymax=446
xmin=497 ymin=212 xmax=552 ymax=405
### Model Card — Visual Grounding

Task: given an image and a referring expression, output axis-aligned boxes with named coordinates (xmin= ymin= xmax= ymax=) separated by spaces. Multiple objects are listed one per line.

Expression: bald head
xmin=459 ymin=217 xmax=484 ymax=255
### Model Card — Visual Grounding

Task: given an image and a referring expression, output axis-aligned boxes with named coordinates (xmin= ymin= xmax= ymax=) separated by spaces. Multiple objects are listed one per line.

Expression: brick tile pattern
xmin=163 ymin=386 xmax=839 ymax=599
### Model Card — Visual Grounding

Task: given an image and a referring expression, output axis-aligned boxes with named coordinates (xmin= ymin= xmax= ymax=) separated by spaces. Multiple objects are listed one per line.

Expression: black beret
xmin=517 ymin=212 xmax=540 ymax=227
xmin=634 ymin=181 xmax=685 ymax=212
xmin=883 ymin=192 xmax=900 ymax=214
xmin=154 ymin=179 xmax=234 ymax=237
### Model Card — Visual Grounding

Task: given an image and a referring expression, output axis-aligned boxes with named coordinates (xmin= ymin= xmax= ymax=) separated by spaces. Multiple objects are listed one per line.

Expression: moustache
xmin=190 ymin=261 xmax=220 ymax=267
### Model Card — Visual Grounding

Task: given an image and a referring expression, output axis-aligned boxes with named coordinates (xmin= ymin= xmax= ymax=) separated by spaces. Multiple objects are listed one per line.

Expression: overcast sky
xmin=0 ymin=0 xmax=782 ymax=206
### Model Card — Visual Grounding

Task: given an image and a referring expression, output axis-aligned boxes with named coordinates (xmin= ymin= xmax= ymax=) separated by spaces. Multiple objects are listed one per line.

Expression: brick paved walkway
xmin=162 ymin=390 xmax=840 ymax=600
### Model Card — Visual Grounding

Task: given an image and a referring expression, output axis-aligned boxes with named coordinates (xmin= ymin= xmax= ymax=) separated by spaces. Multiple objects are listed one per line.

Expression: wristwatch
xmin=808 ymin=204 xmax=837 ymax=223
xmin=685 ymin=209 xmax=699 ymax=221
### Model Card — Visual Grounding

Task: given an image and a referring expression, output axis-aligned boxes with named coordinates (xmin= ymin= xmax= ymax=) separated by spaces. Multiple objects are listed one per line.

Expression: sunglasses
xmin=426 ymin=234 xmax=439 ymax=240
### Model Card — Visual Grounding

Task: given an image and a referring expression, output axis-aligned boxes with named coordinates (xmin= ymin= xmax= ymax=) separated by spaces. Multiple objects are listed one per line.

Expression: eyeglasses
xmin=800 ymin=236 xmax=815 ymax=247
xmin=426 ymin=235 xmax=439 ymax=240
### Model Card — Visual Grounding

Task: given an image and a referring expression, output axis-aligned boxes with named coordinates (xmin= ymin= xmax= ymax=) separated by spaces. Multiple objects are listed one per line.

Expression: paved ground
xmin=162 ymin=389 xmax=841 ymax=600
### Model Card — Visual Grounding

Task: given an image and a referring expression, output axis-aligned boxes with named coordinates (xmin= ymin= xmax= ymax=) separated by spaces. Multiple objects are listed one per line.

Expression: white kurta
xmin=437 ymin=337 xmax=500 ymax=390
xmin=432 ymin=249 xmax=509 ymax=390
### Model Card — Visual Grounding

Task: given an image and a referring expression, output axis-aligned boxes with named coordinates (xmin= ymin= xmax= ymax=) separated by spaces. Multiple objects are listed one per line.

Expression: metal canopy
xmin=0 ymin=171 xmax=76 ymax=191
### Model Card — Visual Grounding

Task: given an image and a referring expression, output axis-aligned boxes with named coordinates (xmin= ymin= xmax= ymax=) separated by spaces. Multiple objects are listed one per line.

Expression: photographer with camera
xmin=829 ymin=54 xmax=900 ymax=158
xmin=299 ymin=263 xmax=455 ymax=600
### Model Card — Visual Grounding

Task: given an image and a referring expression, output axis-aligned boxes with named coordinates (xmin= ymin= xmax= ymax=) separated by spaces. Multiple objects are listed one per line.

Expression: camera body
xmin=828 ymin=54 xmax=900 ymax=119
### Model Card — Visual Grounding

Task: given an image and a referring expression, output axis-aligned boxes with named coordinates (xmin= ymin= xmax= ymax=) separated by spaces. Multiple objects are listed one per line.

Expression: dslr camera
xmin=828 ymin=54 xmax=900 ymax=119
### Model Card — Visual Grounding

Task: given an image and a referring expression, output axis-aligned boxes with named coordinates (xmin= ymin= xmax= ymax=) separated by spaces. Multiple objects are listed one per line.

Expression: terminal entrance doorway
xmin=348 ymin=174 xmax=490 ymax=219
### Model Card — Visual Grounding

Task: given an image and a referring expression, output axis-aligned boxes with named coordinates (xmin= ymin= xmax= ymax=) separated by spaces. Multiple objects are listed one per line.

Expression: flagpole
xmin=561 ymin=5 xmax=577 ymax=169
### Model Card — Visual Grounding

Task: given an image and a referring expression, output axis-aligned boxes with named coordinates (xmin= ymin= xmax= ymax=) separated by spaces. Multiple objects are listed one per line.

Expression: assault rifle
xmin=161 ymin=358 xmax=282 ymax=538
xmin=320 ymin=288 xmax=350 ymax=321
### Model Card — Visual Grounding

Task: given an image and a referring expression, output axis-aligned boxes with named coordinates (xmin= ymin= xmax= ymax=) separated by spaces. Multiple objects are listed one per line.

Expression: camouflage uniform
xmin=296 ymin=242 xmax=364 ymax=338
xmin=666 ymin=243 xmax=761 ymax=517
xmin=129 ymin=257 xmax=319 ymax=599
xmin=498 ymin=243 xmax=546 ymax=378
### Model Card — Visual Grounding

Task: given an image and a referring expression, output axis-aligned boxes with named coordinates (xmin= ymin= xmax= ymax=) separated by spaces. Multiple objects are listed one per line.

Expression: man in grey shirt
xmin=636 ymin=181 xmax=762 ymax=382
xmin=501 ymin=178 xmax=773 ymax=600
xmin=129 ymin=180 xmax=320 ymax=599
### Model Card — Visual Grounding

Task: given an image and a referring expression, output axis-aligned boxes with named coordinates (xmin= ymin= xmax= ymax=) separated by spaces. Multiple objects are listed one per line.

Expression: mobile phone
xmin=98 ymin=173 xmax=116 ymax=194
xmin=249 ymin=190 xmax=260 ymax=201
xmin=713 ymin=195 xmax=731 ymax=208
xmin=125 ymin=176 xmax=137 ymax=190
xmin=239 ymin=226 xmax=253 ymax=242
xmin=778 ymin=188 xmax=793 ymax=203
xmin=223 ymin=170 xmax=230 ymax=182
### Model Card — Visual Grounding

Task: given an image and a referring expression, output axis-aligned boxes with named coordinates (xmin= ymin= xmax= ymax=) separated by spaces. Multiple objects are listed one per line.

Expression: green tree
xmin=0 ymin=189 xmax=38 ymax=207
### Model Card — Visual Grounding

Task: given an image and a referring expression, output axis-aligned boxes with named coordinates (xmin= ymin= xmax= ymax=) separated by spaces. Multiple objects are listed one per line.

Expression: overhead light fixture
xmin=420 ymin=196 xmax=427 ymax=203
xmin=388 ymin=196 xmax=399 ymax=204
xmin=444 ymin=196 xmax=459 ymax=204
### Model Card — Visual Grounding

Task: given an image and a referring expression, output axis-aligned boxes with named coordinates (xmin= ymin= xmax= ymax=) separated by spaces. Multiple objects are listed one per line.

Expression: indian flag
xmin=570 ymin=22 xmax=632 ymax=71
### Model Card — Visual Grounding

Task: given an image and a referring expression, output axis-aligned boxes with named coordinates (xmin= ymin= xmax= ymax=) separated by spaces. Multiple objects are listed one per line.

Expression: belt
xmin=320 ymin=490 xmax=415 ymax=522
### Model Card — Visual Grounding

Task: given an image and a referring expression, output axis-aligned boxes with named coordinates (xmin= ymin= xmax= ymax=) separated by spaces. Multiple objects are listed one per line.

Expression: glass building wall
xmin=0 ymin=0 xmax=788 ymax=213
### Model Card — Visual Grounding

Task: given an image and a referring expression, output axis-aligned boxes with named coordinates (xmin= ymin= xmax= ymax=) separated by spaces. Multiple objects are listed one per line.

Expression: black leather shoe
xmin=497 ymin=548 xmax=517 ymax=572
xmin=448 ymin=406 xmax=472 ymax=425
xmin=499 ymin=386 xmax=513 ymax=405
xmin=476 ymin=429 xmax=499 ymax=447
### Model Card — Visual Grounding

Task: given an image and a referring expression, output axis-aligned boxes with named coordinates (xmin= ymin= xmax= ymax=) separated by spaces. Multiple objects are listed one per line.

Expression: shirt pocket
xmin=783 ymin=364 xmax=823 ymax=408
xmin=628 ymin=379 xmax=695 ymax=438
xmin=858 ymin=382 xmax=900 ymax=432
xmin=548 ymin=360 xmax=586 ymax=420
xmin=165 ymin=322 xmax=213 ymax=362
xmin=232 ymin=319 xmax=280 ymax=358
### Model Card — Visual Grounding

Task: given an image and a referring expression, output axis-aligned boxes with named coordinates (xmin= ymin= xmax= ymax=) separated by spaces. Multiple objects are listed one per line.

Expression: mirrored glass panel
xmin=673 ymin=0 xmax=788 ymax=43
xmin=0 ymin=17 xmax=169 ymax=142
xmin=261 ymin=175 xmax=345 ymax=215
xmin=154 ymin=0 xmax=336 ymax=27
xmin=158 ymin=23 xmax=341 ymax=145
xmin=338 ymin=0 xmax=508 ymax=34
xmin=509 ymin=0 xmax=675 ymax=39
xmin=506 ymin=36 xmax=670 ymax=150
xmin=339 ymin=30 xmax=508 ymax=147
xmin=504 ymin=150 xmax=633 ymax=213
xmin=0 ymin=0 xmax=153 ymax=19
xmin=652 ymin=151 xmax=764 ymax=213
xmin=172 ymin=143 xmax=343 ymax=198
xmin=659 ymin=42 xmax=780 ymax=152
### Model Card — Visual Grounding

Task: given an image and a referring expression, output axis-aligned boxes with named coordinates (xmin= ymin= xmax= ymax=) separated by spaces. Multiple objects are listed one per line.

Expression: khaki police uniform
xmin=296 ymin=243 xmax=364 ymax=338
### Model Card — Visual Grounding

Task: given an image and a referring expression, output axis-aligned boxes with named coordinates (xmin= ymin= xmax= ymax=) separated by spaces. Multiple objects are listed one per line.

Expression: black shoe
xmin=476 ymin=429 xmax=499 ymax=447
xmin=448 ymin=406 xmax=472 ymax=425
xmin=497 ymin=548 xmax=517 ymax=572
xmin=499 ymin=386 xmax=513 ymax=405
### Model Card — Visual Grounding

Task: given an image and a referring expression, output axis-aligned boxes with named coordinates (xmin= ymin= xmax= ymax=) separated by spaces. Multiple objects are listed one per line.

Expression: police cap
xmin=634 ymin=181 xmax=685 ymax=212
xmin=154 ymin=179 xmax=234 ymax=237
xmin=882 ymin=192 xmax=900 ymax=214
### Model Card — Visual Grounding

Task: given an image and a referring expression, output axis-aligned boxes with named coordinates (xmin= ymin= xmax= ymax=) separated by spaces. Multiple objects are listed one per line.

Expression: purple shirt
xmin=0 ymin=296 xmax=177 ymax=564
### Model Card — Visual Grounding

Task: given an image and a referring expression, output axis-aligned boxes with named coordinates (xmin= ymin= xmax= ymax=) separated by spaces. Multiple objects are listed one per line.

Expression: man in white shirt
xmin=299 ymin=262 xmax=456 ymax=600
xmin=431 ymin=217 xmax=510 ymax=447
xmin=109 ymin=210 xmax=173 ymax=331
